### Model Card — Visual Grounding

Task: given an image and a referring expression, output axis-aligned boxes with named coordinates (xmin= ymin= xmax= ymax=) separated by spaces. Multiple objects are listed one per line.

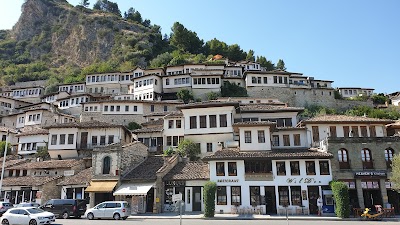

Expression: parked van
xmin=40 ymin=199 xmax=87 ymax=219
xmin=84 ymin=201 xmax=131 ymax=220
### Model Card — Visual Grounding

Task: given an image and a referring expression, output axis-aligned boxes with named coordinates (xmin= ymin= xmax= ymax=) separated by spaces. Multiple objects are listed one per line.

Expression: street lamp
xmin=0 ymin=129 xmax=9 ymax=200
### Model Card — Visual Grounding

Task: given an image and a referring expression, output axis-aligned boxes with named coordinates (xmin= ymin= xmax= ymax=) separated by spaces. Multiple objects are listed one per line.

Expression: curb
xmin=127 ymin=216 xmax=400 ymax=221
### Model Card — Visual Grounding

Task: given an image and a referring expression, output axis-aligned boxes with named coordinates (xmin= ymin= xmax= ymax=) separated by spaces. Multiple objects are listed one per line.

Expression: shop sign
xmin=165 ymin=180 xmax=186 ymax=187
xmin=286 ymin=177 xmax=321 ymax=184
xmin=217 ymin=179 xmax=239 ymax=183
xmin=354 ymin=171 xmax=386 ymax=178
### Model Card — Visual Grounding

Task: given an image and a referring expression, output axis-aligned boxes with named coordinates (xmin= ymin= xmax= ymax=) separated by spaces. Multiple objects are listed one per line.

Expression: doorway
xmin=264 ymin=186 xmax=276 ymax=214
xmin=146 ymin=188 xmax=154 ymax=213
xmin=192 ymin=187 xmax=202 ymax=211
xmin=387 ymin=189 xmax=400 ymax=214
xmin=94 ymin=193 xmax=113 ymax=205
xmin=80 ymin=132 xmax=88 ymax=149
xmin=363 ymin=190 xmax=382 ymax=211
xmin=308 ymin=186 xmax=319 ymax=214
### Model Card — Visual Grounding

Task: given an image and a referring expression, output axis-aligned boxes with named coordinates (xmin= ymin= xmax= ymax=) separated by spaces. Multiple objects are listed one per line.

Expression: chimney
xmin=217 ymin=142 xmax=223 ymax=151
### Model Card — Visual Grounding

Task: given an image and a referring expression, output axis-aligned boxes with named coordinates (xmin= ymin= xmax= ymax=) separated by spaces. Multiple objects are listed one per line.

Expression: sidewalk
xmin=128 ymin=212 xmax=400 ymax=221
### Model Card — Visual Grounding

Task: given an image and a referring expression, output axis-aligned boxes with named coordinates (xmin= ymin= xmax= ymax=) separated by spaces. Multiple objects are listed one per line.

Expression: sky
xmin=0 ymin=0 xmax=399 ymax=94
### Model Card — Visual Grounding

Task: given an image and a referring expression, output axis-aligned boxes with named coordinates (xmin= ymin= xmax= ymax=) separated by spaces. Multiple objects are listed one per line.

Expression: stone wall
xmin=41 ymin=178 xmax=62 ymax=204
xmin=120 ymin=142 xmax=148 ymax=175
xmin=155 ymin=154 xmax=179 ymax=213
xmin=247 ymin=86 xmax=373 ymax=109
xmin=80 ymin=112 xmax=146 ymax=126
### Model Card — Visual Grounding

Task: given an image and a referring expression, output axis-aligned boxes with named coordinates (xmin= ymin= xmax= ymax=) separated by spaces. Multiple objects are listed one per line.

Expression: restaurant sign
xmin=354 ymin=171 xmax=386 ymax=178
xmin=217 ymin=179 xmax=239 ymax=183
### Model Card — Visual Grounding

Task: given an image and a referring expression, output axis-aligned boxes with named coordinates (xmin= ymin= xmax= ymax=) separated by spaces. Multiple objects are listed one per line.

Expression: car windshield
xmin=26 ymin=208 xmax=45 ymax=214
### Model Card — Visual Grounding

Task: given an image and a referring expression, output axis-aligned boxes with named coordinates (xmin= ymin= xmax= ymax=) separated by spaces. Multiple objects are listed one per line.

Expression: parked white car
xmin=1 ymin=207 xmax=55 ymax=225
xmin=84 ymin=201 xmax=130 ymax=220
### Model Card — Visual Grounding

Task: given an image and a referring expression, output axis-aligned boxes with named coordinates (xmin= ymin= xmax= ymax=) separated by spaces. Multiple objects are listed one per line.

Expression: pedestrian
xmin=317 ymin=196 xmax=323 ymax=216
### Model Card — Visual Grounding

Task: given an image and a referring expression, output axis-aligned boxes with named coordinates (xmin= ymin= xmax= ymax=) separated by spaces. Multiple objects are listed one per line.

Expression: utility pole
xmin=0 ymin=130 xmax=9 ymax=200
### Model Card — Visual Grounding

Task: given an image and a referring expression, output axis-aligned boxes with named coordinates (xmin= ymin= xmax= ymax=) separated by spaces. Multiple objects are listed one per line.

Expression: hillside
xmin=0 ymin=0 xmax=278 ymax=89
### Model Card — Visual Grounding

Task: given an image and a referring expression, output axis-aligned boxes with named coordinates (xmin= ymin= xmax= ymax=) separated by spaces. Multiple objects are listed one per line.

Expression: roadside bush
xmin=330 ymin=181 xmax=350 ymax=218
xmin=203 ymin=181 xmax=217 ymax=217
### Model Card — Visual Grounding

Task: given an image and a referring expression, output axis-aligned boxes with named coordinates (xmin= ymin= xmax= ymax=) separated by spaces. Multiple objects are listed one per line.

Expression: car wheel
xmin=62 ymin=211 xmax=69 ymax=219
xmin=1 ymin=219 xmax=9 ymax=225
xmin=29 ymin=219 xmax=37 ymax=225
xmin=113 ymin=213 xmax=121 ymax=220
xmin=122 ymin=217 xmax=128 ymax=220
xmin=87 ymin=213 xmax=94 ymax=220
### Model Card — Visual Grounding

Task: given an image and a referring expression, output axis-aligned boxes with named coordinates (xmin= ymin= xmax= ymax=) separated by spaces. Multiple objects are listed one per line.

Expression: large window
xmin=306 ymin=161 xmax=316 ymax=175
xmin=361 ymin=148 xmax=373 ymax=169
xmin=190 ymin=116 xmax=197 ymax=129
xmin=108 ymin=135 xmax=114 ymax=144
xmin=290 ymin=186 xmax=302 ymax=206
xmin=338 ymin=149 xmax=350 ymax=169
xmin=216 ymin=162 xmax=225 ymax=176
xmin=102 ymin=156 xmax=111 ymax=174
xmin=385 ymin=148 xmax=394 ymax=169
xmin=59 ymin=134 xmax=66 ymax=145
xmin=245 ymin=160 xmax=272 ymax=173
xmin=100 ymin=136 xmax=106 ymax=145
xmin=228 ymin=162 xmax=237 ymax=176
xmin=272 ymin=135 xmax=279 ymax=146
xmin=319 ymin=161 xmax=330 ymax=175
xmin=278 ymin=186 xmax=289 ymax=206
xmin=217 ymin=186 xmax=227 ymax=205
xmin=250 ymin=186 xmax=260 ymax=206
xmin=206 ymin=143 xmax=213 ymax=152
xmin=200 ymin=115 xmax=207 ymax=128
xmin=219 ymin=114 xmax=227 ymax=127
xmin=209 ymin=115 xmax=217 ymax=128
xmin=244 ymin=131 xmax=252 ymax=143
xmin=283 ymin=135 xmax=290 ymax=146
xmin=91 ymin=136 xmax=98 ymax=146
xmin=293 ymin=134 xmax=301 ymax=146
xmin=231 ymin=186 xmax=241 ymax=205
xmin=258 ymin=130 xmax=265 ymax=143
xmin=51 ymin=135 xmax=57 ymax=145
xmin=290 ymin=161 xmax=300 ymax=175
xmin=276 ymin=161 xmax=286 ymax=176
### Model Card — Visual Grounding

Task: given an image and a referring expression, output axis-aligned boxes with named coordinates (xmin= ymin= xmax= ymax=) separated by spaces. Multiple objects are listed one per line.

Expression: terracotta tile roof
xmin=0 ymin=127 xmax=18 ymax=134
xmin=44 ymin=120 xmax=123 ymax=129
xmin=141 ymin=119 xmax=163 ymax=126
xmin=123 ymin=156 xmax=165 ymax=181
xmin=233 ymin=121 xmax=277 ymax=127
xmin=163 ymin=161 xmax=209 ymax=181
xmin=239 ymin=104 xmax=304 ymax=112
xmin=386 ymin=120 xmax=400 ymax=128
xmin=7 ymin=159 xmax=83 ymax=170
xmin=177 ymin=101 xmax=239 ymax=109
xmin=164 ymin=111 xmax=183 ymax=118
xmin=275 ymin=127 xmax=306 ymax=131
xmin=203 ymin=148 xmax=333 ymax=161
xmin=0 ymin=159 xmax=30 ymax=169
xmin=132 ymin=126 xmax=163 ymax=133
xmin=2 ymin=176 xmax=62 ymax=186
xmin=16 ymin=127 xmax=48 ymax=137
xmin=143 ymin=112 xmax=170 ymax=117
xmin=302 ymin=115 xmax=394 ymax=124
xmin=57 ymin=167 xmax=92 ymax=186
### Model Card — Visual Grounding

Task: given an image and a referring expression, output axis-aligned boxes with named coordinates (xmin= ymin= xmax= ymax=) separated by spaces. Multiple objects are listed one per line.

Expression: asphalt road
xmin=52 ymin=218 xmax=400 ymax=225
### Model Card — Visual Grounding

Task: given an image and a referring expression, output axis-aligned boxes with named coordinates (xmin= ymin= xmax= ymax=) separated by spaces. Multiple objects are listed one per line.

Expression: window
xmin=68 ymin=134 xmax=74 ymax=144
xmin=173 ymin=136 xmax=179 ymax=146
xmin=164 ymin=106 xmax=168 ymax=112
xmin=258 ymin=130 xmax=265 ymax=143
xmin=293 ymin=134 xmax=301 ymax=146
xmin=263 ymin=77 xmax=268 ymax=84
xmin=369 ymin=126 xmax=376 ymax=137
xmin=250 ymin=186 xmax=260 ymax=206
xmin=283 ymin=135 xmax=290 ymax=146
xmin=92 ymin=136 xmax=98 ymax=146
xmin=176 ymin=120 xmax=182 ymax=128
xmin=59 ymin=134 xmax=66 ymax=145
xmin=290 ymin=161 xmax=300 ymax=175
xmin=319 ymin=161 xmax=330 ymax=175
xmin=231 ymin=186 xmax=241 ymax=205
xmin=133 ymin=106 xmax=138 ymax=111
xmin=306 ymin=161 xmax=316 ymax=175
xmin=338 ymin=149 xmax=350 ymax=169
xmin=125 ymin=105 xmax=129 ymax=112
xmin=108 ymin=135 xmax=114 ymax=144
xmin=166 ymin=136 xmax=172 ymax=146
xmin=291 ymin=186 xmax=302 ymax=206
xmin=150 ymin=105 xmax=155 ymax=112
xmin=102 ymin=156 xmax=111 ymax=174
xmin=272 ymin=135 xmax=279 ymax=146
xmin=360 ymin=126 xmax=368 ymax=137
xmin=351 ymin=126 xmax=359 ymax=137
xmin=276 ymin=161 xmax=286 ymax=175
xmin=207 ymin=143 xmax=213 ymax=152
xmin=217 ymin=186 xmax=227 ymax=205
xmin=190 ymin=116 xmax=197 ymax=129
xmin=361 ymin=148 xmax=373 ymax=169
xmin=312 ymin=126 xmax=319 ymax=142
xmin=245 ymin=160 xmax=272 ymax=173
xmin=329 ymin=126 xmax=337 ymax=138
xmin=209 ymin=115 xmax=217 ymax=128
xmin=200 ymin=115 xmax=207 ymax=128
xmin=278 ymin=186 xmax=289 ymax=206
xmin=216 ymin=162 xmax=225 ymax=176
xmin=343 ymin=126 xmax=350 ymax=137
xmin=244 ymin=131 xmax=252 ymax=143
xmin=219 ymin=114 xmax=227 ymax=127
xmin=228 ymin=162 xmax=237 ymax=176
xmin=110 ymin=106 xmax=114 ymax=112
xmin=168 ymin=120 xmax=174 ymax=129
xmin=51 ymin=135 xmax=57 ymax=145
xmin=166 ymin=78 xmax=169 ymax=85
xmin=385 ymin=148 xmax=394 ymax=162
xmin=100 ymin=136 xmax=106 ymax=145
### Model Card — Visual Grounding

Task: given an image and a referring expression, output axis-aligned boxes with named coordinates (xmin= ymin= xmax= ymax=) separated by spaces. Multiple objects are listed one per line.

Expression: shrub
xmin=176 ymin=139 xmax=200 ymax=161
xmin=127 ymin=121 xmax=142 ymax=130
xmin=0 ymin=141 xmax=11 ymax=157
xmin=330 ymin=181 xmax=350 ymax=218
xmin=203 ymin=181 xmax=217 ymax=217
xmin=176 ymin=89 xmax=194 ymax=104
xmin=206 ymin=91 xmax=220 ymax=101
xmin=163 ymin=147 xmax=175 ymax=156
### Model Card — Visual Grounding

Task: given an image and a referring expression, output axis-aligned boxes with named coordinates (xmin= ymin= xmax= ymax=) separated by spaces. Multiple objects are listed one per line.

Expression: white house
xmin=11 ymin=86 xmax=44 ymax=103
xmin=58 ymin=82 xmax=86 ymax=94
xmin=16 ymin=127 xmax=48 ymax=157
xmin=132 ymin=74 xmax=163 ymax=101
xmin=337 ymin=87 xmax=374 ymax=98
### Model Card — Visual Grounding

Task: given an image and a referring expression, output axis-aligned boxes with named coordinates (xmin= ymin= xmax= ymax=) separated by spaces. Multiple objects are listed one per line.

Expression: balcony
xmin=362 ymin=161 xmax=374 ymax=170
xmin=245 ymin=173 xmax=273 ymax=181
xmin=339 ymin=161 xmax=351 ymax=170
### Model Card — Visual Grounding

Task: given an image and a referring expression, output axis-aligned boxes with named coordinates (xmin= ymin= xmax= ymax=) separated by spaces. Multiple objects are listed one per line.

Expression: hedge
xmin=203 ymin=181 xmax=217 ymax=217
xmin=330 ymin=181 xmax=350 ymax=218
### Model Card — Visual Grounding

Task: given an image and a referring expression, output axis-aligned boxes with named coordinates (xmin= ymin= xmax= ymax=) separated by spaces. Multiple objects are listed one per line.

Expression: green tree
xmin=163 ymin=147 xmax=175 ymax=156
xmin=149 ymin=52 xmax=173 ymax=68
xmin=127 ymin=122 xmax=141 ymax=130
xmin=204 ymin=38 xmax=228 ymax=56
xmin=203 ymin=181 xmax=217 ymax=217
xmin=330 ymin=181 xmax=350 ymax=218
xmin=176 ymin=139 xmax=200 ymax=161
xmin=334 ymin=89 xmax=343 ymax=99
xmin=176 ymin=89 xmax=194 ymax=103
xmin=276 ymin=59 xmax=286 ymax=71
xmin=390 ymin=154 xmax=400 ymax=191
xmin=206 ymin=92 xmax=220 ymax=101
xmin=256 ymin=56 xmax=275 ymax=71
xmin=34 ymin=145 xmax=50 ymax=160
xmin=221 ymin=81 xmax=248 ymax=97
xmin=0 ymin=141 xmax=11 ymax=157
xmin=226 ymin=44 xmax=246 ymax=61
xmin=80 ymin=0 xmax=90 ymax=8
xmin=124 ymin=8 xmax=142 ymax=23
xmin=371 ymin=93 xmax=388 ymax=105
xmin=246 ymin=49 xmax=255 ymax=61
xmin=93 ymin=0 xmax=121 ymax=16
xmin=170 ymin=22 xmax=204 ymax=54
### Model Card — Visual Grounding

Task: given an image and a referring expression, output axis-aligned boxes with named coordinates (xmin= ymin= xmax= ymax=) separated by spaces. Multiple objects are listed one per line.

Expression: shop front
xmin=113 ymin=183 xmax=155 ymax=214
xmin=85 ymin=180 xmax=117 ymax=206
xmin=385 ymin=180 xmax=400 ymax=214
xmin=354 ymin=171 xmax=387 ymax=210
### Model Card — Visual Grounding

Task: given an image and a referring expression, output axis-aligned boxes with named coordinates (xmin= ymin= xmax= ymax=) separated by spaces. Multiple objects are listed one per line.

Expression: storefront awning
xmin=113 ymin=183 xmax=154 ymax=196
xmin=85 ymin=181 xmax=118 ymax=193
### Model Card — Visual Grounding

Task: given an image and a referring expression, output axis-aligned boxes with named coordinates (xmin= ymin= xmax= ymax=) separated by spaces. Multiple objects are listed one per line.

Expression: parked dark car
xmin=39 ymin=199 xmax=87 ymax=219
xmin=0 ymin=202 xmax=13 ymax=216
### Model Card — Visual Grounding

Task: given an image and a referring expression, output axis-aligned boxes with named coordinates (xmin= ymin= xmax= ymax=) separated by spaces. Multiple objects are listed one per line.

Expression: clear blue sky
xmin=1 ymin=0 xmax=399 ymax=94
